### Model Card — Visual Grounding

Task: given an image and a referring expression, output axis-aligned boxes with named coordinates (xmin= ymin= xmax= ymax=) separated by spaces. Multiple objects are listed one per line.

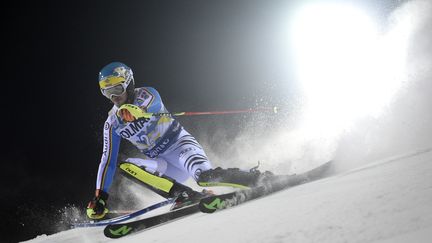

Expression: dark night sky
xmin=1 ymin=1 xmax=403 ymax=242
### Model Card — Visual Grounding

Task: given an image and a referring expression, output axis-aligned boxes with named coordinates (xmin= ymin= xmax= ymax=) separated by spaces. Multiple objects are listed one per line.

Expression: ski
xmin=102 ymin=161 xmax=333 ymax=238
xmin=103 ymin=203 xmax=200 ymax=238
xmin=72 ymin=198 xmax=174 ymax=228
xmin=199 ymin=161 xmax=333 ymax=213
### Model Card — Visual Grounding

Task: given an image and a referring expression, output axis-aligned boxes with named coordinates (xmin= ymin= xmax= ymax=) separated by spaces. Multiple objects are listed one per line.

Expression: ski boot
xmin=197 ymin=166 xmax=275 ymax=188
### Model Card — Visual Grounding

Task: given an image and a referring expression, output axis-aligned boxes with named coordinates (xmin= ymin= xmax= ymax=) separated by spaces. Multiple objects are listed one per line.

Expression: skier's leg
xmin=125 ymin=157 xmax=189 ymax=182
xmin=161 ymin=128 xmax=272 ymax=188
xmin=161 ymin=129 xmax=212 ymax=182
xmin=118 ymin=158 xmax=200 ymax=199
xmin=158 ymin=129 xmax=215 ymax=209
xmin=163 ymin=162 xmax=190 ymax=183
xmin=124 ymin=157 xmax=167 ymax=175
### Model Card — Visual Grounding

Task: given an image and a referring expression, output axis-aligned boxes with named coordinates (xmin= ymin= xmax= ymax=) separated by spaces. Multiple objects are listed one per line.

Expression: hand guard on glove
xmin=116 ymin=104 xmax=152 ymax=122
xmin=86 ymin=190 xmax=109 ymax=220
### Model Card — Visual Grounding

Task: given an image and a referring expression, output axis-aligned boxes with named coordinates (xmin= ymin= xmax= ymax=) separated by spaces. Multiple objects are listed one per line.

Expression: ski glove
xmin=117 ymin=104 xmax=152 ymax=122
xmin=86 ymin=190 xmax=109 ymax=220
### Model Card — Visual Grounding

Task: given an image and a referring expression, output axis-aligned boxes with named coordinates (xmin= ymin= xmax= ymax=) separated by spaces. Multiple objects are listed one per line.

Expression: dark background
xmin=1 ymin=1 xmax=403 ymax=242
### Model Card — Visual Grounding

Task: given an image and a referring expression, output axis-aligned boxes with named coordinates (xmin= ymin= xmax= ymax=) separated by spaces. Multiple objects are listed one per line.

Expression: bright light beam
xmin=290 ymin=3 xmax=406 ymax=138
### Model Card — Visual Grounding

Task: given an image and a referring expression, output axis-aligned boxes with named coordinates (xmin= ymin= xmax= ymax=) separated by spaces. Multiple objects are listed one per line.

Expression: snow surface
xmin=23 ymin=148 xmax=432 ymax=243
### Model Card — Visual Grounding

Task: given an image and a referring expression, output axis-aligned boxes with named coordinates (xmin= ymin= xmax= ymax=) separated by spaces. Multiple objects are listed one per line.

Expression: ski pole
xmin=118 ymin=104 xmax=278 ymax=119
xmin=157 ymin=106 xmax=278 ymax=117
xmin=107 ymin=210 xmax=136 ymax=214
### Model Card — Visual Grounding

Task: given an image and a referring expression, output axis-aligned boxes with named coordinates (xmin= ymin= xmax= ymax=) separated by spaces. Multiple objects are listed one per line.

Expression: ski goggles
xmin=99 ymin=76 xmax=127 ymax=99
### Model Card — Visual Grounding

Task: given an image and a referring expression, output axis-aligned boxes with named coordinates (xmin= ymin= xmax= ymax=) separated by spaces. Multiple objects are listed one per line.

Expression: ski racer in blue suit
xmin=86 ymin=62 xmax=270 ymax=220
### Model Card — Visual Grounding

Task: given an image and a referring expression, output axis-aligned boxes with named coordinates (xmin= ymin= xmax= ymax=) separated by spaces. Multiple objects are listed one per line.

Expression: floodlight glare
xmin=290 ymin=3 xmax=406 ymax=138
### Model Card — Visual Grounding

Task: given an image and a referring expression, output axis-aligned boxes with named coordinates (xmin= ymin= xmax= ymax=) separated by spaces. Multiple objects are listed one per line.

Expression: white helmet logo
xmin=114 ymin=67 xmax=126 ymax=77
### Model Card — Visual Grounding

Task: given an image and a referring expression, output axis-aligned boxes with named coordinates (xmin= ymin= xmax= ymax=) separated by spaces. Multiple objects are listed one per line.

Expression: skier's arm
xmin=95 ymin=119 xmax=121 ymax=195
xmin=87 ymin=119 xmax=120 ymax=219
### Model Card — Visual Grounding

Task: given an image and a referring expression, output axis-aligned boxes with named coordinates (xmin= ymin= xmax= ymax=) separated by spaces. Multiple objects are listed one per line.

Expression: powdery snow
xmin=24 ymin=148 xmax=432 ymax=243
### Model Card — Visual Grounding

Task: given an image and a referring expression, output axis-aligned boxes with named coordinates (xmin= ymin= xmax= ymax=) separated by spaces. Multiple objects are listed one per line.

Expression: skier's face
xmin=111 ymin=91 xmax=128 ymax=107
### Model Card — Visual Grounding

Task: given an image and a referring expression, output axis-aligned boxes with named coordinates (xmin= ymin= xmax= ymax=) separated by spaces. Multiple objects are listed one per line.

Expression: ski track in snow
xmin=24 ymin=148 xmax=432 ymax=243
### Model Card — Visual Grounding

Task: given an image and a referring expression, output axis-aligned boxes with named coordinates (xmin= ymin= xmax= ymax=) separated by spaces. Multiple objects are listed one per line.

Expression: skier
xmin=86 ymin=62 xmax=270 ymax=220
